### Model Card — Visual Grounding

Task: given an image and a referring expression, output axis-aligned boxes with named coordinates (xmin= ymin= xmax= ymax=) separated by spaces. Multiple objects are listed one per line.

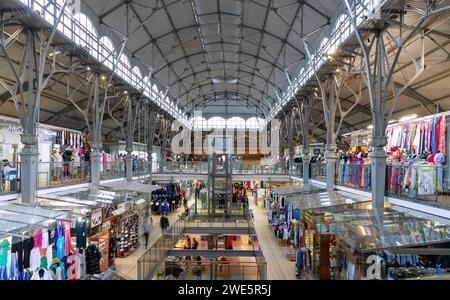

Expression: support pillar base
xmin=325 ymin=149 xmax=337 ymax=191
xmin=125 ymin=151 xmax=133 ymax=182
xmin=370 ymin=146 xmax=387 ymax=209
xmin=90 ymin=142 xmax=102 ymax=189
xmin=302 ymin=152 xmax=310 ymax=187
xmin=19 ymin=134 xmax=39 ymax=204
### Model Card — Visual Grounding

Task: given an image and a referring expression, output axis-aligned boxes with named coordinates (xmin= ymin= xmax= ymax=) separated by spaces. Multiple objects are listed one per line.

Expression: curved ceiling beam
xmin=187 ymin=91 xmax=272 ymax=111
xmin=169 ymin=67 xmax=280 ymax=90
xmin=187 ymin=92 xmax=270 ymax=117
xmin=133 ymin=24 xmax=305 ymax=60
xmin=190 ymin=98 xmax=266 ymax=119
xmin=176 ymin=81 xmax=278 ymax=105
xmin=153 ymin=47 xmax=287 ymax=77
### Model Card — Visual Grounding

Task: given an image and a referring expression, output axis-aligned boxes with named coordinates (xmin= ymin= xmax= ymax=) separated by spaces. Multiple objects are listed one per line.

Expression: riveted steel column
xmin=371 ymin=31 xmax=388 ymax=209
xmin=302 ymin=96 xmax=310 ymax=187
xmin=325 ymin=77 xmax=337 ymax=191
xmin=288 ymin=110 xmax=294 ymax=176
xmin=125 ymin=101 xmax=134 ymax=181
xmin=20 ymin=30 xmax=38 ymax=204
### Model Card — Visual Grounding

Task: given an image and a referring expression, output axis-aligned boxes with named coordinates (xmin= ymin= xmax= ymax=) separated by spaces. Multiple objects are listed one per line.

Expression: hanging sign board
xmin=91 ymin=208 xmax=103 ymax=228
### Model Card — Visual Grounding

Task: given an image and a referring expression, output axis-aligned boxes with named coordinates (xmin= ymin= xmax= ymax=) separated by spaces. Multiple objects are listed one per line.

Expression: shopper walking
xmin=143 ymin=217 xmax=153 ymax=248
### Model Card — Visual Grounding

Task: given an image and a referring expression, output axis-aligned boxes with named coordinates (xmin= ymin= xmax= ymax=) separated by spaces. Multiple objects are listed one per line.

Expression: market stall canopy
xmin=38 ymin=188 xmax=124 ymax=208
xmin=0 ymin=203 xmax=66 ymax=219
xmin=272 ymin=185 xmax=327 ymax=196
xmin=327 ymin=207 xmax=450 ymax=253
xmin=100 ymin=181 xmax=161 ymax=194
xmin=286 ymin=191 xmax=371 ymax=211
xmin=0 ymin=203 xmax=68 ymax=239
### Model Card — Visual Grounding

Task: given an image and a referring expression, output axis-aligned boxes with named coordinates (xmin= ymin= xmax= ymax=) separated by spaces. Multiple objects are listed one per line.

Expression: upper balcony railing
xmin=268 ymin=0 xmax=386 ymax=122
xmin=16 ymin=0 xmax=188 ymax=126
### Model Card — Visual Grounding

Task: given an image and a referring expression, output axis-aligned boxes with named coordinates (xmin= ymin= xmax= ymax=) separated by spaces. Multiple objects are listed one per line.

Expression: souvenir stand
xmin=0 ymin=202 xmax=85 ymax=280
xmin=285 ymin=190 xmax=372 ymax=279
xmin=312 ymin=206 xmax=450 ymax=280
xmin=100 ymin=181 xmax=161 ymax=257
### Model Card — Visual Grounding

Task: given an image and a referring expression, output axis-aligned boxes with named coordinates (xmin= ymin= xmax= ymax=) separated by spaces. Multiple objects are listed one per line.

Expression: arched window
xmin=320 ymin=37 xmax=330 ymax=57
xmin=208 ymin=117 xmax=226 ymax=128
xmin=99 ymin=36 xmax=114 ymax=69
xmin=298 ymin=67 xmax=305 ymax=84
xmin=193 ymin=116 xmax=207 ymax=130
xmin=246 ymin=117 xmax=259 ymax=129
xmin=332 ymin=15 xmax=350 ymax=47
xmin=132 ymin=66 xmax=142 ymax=88
xmin=73 ymin=13 xmax=98 ymax=58
xmin=118 ymin=53 xmax=131 ymax=82
xmin=227 ymin=117 xmax=246 ymax=129
xmin=152 ymin=84 xmax=159 ymax=99
xmin=55 ymin=0 xmax=73 ymax=39
xmin=33 ymin=0 xmax=54 ymax=24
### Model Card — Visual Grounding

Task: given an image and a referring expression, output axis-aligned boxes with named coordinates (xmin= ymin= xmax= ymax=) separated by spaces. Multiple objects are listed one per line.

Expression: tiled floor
xmin=249 ymin=196 xmax=300 ymax=280
xmin=114 ymin=197 xmax=194 ymax=279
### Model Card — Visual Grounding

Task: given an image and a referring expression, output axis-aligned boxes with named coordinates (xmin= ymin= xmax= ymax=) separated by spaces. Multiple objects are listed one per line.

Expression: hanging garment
xmin=33 ymin=227 xmax=42 ymax=248
xmin=76 ymin=219 xmax=87 ymax=249
xmin=29 ymin=247 xmax=41 ymax=270
xmin=76 ymin=251 xmax=86 ymax=279
xmin=63 ymin=221 xmax=76 ymax=257
xmin=426 ymin=120 xmax=431 ymax=152
xmin=358 ymin=157 xmax=364 ymax=188
xmin=435 ymin=116 xmax=441 ymax=154
xmin=430 ymin=117 xmax=437 ymax=153
xmin=22 ymin=238 xmax=34 ymax=269
xmin=0 ymin=239 xmax=10 ymax=266
xmin=56 ymin=236 xmax=65 ymax=260
xmin=439 ymin=116 xmax=447 ymax=155
xmin=11 ymin=236 xmax=23 ymax=272
xmin=85 ymin=245 xmax=101 ymax=275
xmin=9 ymin=252 xmax=19 ymax=279
xmin=45 ymin=245 xmax=53 ymax=269
xmin=295 ymin=248 xmax=303 ymax=273
xmin=41 ymin=228 xmax=49 ymax=249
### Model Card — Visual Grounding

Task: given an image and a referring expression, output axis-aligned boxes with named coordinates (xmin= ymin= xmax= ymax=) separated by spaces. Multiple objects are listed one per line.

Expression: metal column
xmin=325 ymin=76 xmax=337 ymax=191
xmin=89 ymin=75 xmax=105 ymax=189
xmin=287 ymin=110 xmax=294 ymax=177
xmin=370 ymin=31 xmax=388 ymax=208
xmin=302 ymin=97 xmax=310 ymax=187
xmin=19 ymin=29 xmax=38 ymax=204
xmin=125 ymin=100 xmax=134 ymax=181
xmin=147 ymin=109 xmax=157 ymax=184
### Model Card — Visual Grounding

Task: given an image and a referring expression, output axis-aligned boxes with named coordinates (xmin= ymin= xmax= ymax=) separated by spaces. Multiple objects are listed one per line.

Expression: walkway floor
xmin=249 ymin=195 xmax=316 ymax=280
xmin=114 ymin=197 xmax=194 ymax=279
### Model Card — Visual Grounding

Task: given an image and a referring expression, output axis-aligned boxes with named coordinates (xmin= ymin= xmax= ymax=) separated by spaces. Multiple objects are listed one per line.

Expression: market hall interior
xmin=0 ymin=0 xmax=449 ymax=281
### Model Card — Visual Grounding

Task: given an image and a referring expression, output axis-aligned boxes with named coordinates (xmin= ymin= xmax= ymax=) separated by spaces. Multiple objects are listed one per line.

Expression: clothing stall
xmin=36 ymin=187 xmax=136 ymax=274
xmin=311 ymin=206 xmax=450 ymax=280
xmin=0 ymin=203 xmax=90 ymax=280
xmin=283 ymin=190 xmax=373 ymax=279
xmin=100 ymin=181 xmax=161 ymax=257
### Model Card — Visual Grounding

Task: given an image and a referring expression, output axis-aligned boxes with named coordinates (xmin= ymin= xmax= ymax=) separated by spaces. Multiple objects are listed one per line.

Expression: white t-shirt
xmin=46 ymin=245 xmax=53 ymax=268
xmin=42 ymin=229 xmax=49 ymax=249
xmin=29 ymin=247 xmax=41 ymax=270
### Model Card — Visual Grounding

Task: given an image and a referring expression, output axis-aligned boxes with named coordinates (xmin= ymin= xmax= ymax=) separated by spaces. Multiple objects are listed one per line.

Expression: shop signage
xmin=91 ymin=208 xmax=102 ymax=228
xmin=112 ymin=208 xmax=124 ymax=216
xmin=102 ymin=220 xmax=111 ymax=231
xmin=135 ymin=199 xmax=146 ymax=206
